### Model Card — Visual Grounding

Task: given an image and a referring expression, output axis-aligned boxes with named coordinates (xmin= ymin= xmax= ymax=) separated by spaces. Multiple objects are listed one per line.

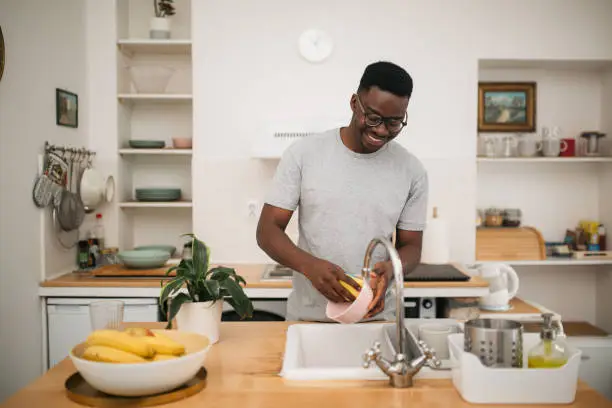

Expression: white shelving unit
xmin=476 ymin=58 xmax=612 ymax=268
xmin=117 ymin=39 xmax=192 ymax=55
xmin=118 ymin=201 xmax=193 ymax=208
xmin=476 ymin=259 xmax=612 ymax=266
xmin=477 ymin=157 xmax=612 ymax=163
xmin=115 ymin=0 xmax=194 ymax=252
xmin=118 ymin=94 xmax=193 ymax=102
xmin=119 ymin=148 xmax=192 ymax=155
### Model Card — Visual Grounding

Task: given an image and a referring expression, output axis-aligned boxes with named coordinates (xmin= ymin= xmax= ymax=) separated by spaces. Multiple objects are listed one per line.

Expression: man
xmin=256 ymin=61 xmax=429 ymax=322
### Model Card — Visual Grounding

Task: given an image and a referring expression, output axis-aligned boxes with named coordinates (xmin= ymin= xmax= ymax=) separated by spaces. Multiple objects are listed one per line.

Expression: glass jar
xmin=503 ymin=208 xmax=522 ymax=227
xmin=485 ymin=208 xmax=503 ymax=227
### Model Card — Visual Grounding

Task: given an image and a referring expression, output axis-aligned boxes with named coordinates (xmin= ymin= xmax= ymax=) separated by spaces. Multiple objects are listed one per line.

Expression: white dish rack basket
xmin=447 ymin=332 xmax=582 ymax=404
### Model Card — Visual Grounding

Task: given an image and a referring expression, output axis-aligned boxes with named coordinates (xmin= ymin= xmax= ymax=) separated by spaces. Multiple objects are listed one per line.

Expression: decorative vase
xmin=149 ymin=17 xmax=171 ymax=39
xmin=175 ymin=300 xmax=223 ymax=344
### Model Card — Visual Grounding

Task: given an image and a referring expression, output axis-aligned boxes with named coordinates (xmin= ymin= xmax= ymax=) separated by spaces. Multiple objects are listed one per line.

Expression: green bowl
xmin=128 ymin=140 xmax=166 ymax=149
xmin=134 ymin=245 xmax=176 ymax=257
xmin=117 ymin=249 xmax=170 ymax=269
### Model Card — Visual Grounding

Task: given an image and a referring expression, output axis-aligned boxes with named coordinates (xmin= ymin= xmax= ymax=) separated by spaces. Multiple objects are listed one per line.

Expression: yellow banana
xmin=87 ymin=330 xmax=155 ymax=358
xmin=124 ymin=327 xmax=186 ymax=356
xmin=82 ymin=345 xmax=147 ymax=363
xmin=339 ymin=275 xmax=363 ymax=301
xmin=142 ymin=332 xmax=186 ymax=356
xmin=152 ymin=354 xmax=179 ymax=361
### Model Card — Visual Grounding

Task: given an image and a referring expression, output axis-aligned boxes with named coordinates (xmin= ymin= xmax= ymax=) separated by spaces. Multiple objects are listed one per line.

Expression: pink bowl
xmin=172 ymin=137 xmax=192 ymax=149
xmin=325 ymin=280 xmax=373 ymax=324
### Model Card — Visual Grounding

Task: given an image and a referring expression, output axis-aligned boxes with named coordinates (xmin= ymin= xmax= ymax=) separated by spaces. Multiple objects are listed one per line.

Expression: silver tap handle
xmin=418 ymin=340 xmax=442 ymax=368
xmin=363 ymin=341 xmax=381 ymax=368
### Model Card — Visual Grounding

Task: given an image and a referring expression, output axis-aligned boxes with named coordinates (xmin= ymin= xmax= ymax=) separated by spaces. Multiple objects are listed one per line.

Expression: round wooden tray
xmin=64 ymin=367 xmax=207 ymax=407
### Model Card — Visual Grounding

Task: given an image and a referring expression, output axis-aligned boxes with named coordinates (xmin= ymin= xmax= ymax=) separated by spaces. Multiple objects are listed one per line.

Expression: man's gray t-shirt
xmin=264 ymin=128 xmax=429 ymax=322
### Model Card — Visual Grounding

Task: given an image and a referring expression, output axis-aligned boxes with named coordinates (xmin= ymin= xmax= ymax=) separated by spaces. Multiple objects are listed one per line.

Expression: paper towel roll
xmin=421 ymin=207 xmax=450 ymax=264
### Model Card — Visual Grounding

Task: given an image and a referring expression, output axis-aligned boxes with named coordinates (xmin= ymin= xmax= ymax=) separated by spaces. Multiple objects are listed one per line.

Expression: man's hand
xmin=302 ymin=258 xmax=361 ymax=304
xmin=365 ymin=261 xmax=393 ymax=318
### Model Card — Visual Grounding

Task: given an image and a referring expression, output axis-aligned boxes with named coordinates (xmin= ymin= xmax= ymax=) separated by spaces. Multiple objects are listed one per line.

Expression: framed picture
xmin=56 ymin=88 xmax=78 ymax=128
xmin=478 ymin=82 xmax=536 ymax=132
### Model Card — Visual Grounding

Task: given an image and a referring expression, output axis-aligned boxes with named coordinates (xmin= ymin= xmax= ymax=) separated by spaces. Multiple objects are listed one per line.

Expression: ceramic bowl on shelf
xmin=172 ymin=137 xmax=192 ymax=149
xmin=127 ymin=65 xmax=176 ymax=94
xmin=128 ymin=140 xmax=166 ymax=149
xmin=116 ymin=249 xmax=170 ymax=269
xmin=69 ymin=329 xmax=211 ymax=397
xmin=134 ymin=188 xmax=181 ymax=202
xmin=134 ymin=245 xmax=177 ymax=257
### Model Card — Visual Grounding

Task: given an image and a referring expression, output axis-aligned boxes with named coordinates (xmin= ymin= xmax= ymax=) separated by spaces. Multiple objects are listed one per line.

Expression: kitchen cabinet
xmin=566 ymin=336 xmax=612 ymax=400
xmin=46 ymin=298 xmax=159 ymax=368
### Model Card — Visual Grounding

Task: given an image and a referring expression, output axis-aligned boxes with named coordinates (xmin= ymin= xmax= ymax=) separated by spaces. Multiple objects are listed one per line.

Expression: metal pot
xmin=464 ymin=318 xmax=523 ymax=368
xmin=580 ymin=131 xmax=606 ymax=156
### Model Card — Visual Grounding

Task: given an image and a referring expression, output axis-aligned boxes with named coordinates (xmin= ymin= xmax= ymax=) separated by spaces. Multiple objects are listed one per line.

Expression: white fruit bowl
xmin=69 ymin=329 xmax=211 ymax=397
xmin=128 ymin=66 xmax=176 ymax=93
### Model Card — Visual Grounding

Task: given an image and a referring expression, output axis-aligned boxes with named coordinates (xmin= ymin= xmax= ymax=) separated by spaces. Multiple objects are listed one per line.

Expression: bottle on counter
xmin=527 ymin=313 xmax=569 ymax=369
xmin=598 ymin=224 xmax=607 ymax=251
xmin=93 ymin=213 xmax=105 ymax=250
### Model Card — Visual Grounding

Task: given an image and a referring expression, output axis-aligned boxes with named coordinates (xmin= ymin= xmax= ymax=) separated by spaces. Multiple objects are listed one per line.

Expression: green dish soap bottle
xmin=527 ymin=313 xmax=568 ymax=368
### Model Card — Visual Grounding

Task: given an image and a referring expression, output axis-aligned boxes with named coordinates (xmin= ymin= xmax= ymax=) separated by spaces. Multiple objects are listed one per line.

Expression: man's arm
xmin=395 ymin=228 xmax=423 ymax=278
xmin=256 ymin=204 xmax=315 ymax=273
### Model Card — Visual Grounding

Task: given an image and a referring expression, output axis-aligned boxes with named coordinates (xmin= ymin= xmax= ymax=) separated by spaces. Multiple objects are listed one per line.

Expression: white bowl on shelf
xmin=128 ymin=66 xmax=176 ymax=93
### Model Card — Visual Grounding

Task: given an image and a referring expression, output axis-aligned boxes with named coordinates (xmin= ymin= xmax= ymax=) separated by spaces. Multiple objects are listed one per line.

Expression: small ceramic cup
xmin=418 ymin=323 xmax=459 ymax=360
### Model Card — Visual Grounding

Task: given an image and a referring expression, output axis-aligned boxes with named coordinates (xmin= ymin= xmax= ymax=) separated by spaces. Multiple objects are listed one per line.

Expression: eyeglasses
xmin=355 ymin=95 xmax=407 ymax=133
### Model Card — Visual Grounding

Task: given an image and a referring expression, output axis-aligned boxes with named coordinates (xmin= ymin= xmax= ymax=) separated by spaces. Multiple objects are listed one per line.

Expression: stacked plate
xmin=135 ymin=188 xmax=181 ymax=202
xmin=128 ymin=140 xmax=165 ymax=149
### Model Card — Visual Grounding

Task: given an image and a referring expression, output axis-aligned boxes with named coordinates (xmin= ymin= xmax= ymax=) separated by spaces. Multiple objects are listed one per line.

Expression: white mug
xmin=542 ymin=138 xmax=568 ymax=157
xmin=518 ymin=138 xmax=542 ymax=157
xmin=418 ymin=323 xmax=459 ymax=360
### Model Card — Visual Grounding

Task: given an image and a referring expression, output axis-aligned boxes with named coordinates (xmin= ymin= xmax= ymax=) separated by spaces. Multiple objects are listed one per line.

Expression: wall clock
xmin=0 ymin=26 xmax=4 ymax=82
xmin=298 ymin=29 xmax=333 ymax=63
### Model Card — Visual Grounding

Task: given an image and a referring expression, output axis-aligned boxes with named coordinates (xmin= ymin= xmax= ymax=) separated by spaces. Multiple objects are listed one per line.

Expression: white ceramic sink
xmin=280 ymin=322 xmax=395 ymax=381
xmin=280 ymin=319 xmax=461 ymax=381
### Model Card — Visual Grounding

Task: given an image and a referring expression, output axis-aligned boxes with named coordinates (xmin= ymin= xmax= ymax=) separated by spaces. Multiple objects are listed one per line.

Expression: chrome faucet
xmin=361 ymin=236 xmax=441 ymax=388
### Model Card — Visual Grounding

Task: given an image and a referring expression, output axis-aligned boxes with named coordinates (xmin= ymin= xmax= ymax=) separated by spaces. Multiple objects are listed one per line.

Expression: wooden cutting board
xmin=91 ymin=264 xmax=175 ymax=277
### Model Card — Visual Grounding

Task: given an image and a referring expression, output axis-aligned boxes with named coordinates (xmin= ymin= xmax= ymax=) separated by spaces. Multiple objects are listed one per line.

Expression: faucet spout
xmin=361 ymin=236 xmax=440 ymax=388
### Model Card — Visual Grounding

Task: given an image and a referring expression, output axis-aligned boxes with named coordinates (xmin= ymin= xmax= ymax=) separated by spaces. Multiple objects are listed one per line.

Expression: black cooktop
xmin=404 ymin=263 xmax=471 ymax=282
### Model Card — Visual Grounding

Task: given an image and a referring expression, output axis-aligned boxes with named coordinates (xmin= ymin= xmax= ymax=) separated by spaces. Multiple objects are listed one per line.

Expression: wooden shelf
xmin=117 ymin=39 xmax=192 ymax=55
xmin=476 ymin=258 xmax=612 ymax=266
xmin=477 ymin=157 xmax=612 ymax=163
xmin=118 ymin=94 xmax=193 ymax=103
xmin=118 ymin=201 xmax=193 ymax=208
xmin=119 ymin=148 xmax=192 ymax=155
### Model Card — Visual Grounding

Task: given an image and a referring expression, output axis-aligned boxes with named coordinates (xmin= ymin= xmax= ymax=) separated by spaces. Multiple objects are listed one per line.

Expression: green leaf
xmin=159 ymin=276 xmax=186 ymax=308
xmin=222 ymin=277 xmax=253 ymax=319
xmin=165 ymin=292 xmax=192 ymax=329
xmin=208 ymin=266 xmax=233 ymax=282
xmin=191 ymin=237 xmax=209 ymax=282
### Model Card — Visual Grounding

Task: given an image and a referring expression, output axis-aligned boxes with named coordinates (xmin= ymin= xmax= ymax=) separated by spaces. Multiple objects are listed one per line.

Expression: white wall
xmin=0 ymin=0 xmax=87 ymax=401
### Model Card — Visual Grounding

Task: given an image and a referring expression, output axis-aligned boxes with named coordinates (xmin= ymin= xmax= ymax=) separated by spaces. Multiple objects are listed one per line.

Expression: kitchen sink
xmin=261 ymin=264 xmax=294 ymax=280
xmin=280 ymin=319 xmax=460 ymax=381
xmin=280 ymin=322 xmax=395 ymax=381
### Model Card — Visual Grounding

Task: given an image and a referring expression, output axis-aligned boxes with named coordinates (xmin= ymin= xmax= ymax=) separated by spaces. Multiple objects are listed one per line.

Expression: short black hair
xmin=358 ymin=61 xmax=413 ymax=98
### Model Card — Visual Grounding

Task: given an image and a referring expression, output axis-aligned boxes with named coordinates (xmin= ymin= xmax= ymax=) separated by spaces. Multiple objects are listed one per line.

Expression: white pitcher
xmin=476 ymin=263 xmax=520 ymax=311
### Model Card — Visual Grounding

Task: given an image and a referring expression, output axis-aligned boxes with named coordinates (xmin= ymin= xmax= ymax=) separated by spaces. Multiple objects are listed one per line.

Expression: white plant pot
xmin=175 ymin=301 xmax=223 ymax=344
xmin=149 ymin=17 xmax=171 ymax=39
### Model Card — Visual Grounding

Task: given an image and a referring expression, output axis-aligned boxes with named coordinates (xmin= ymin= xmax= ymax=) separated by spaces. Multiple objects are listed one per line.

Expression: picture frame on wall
xmin=56 ymin=88 xmax=78 ymax=128
xmin=478 ymin=82 xmax=536 ymax=132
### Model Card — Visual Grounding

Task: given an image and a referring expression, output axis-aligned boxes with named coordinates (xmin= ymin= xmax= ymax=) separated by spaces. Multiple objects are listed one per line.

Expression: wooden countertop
xmin=41 ymin=263 xmax=489 ymax=289
xmin=2 ymin=322 xmax=610 ymax=408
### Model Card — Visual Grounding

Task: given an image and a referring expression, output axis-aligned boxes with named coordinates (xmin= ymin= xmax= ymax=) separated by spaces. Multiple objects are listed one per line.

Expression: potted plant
xmin=150 ymin=0 xmax=175 ymax=39
xmin=160 ymin=234 xmax=253 ymax=343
